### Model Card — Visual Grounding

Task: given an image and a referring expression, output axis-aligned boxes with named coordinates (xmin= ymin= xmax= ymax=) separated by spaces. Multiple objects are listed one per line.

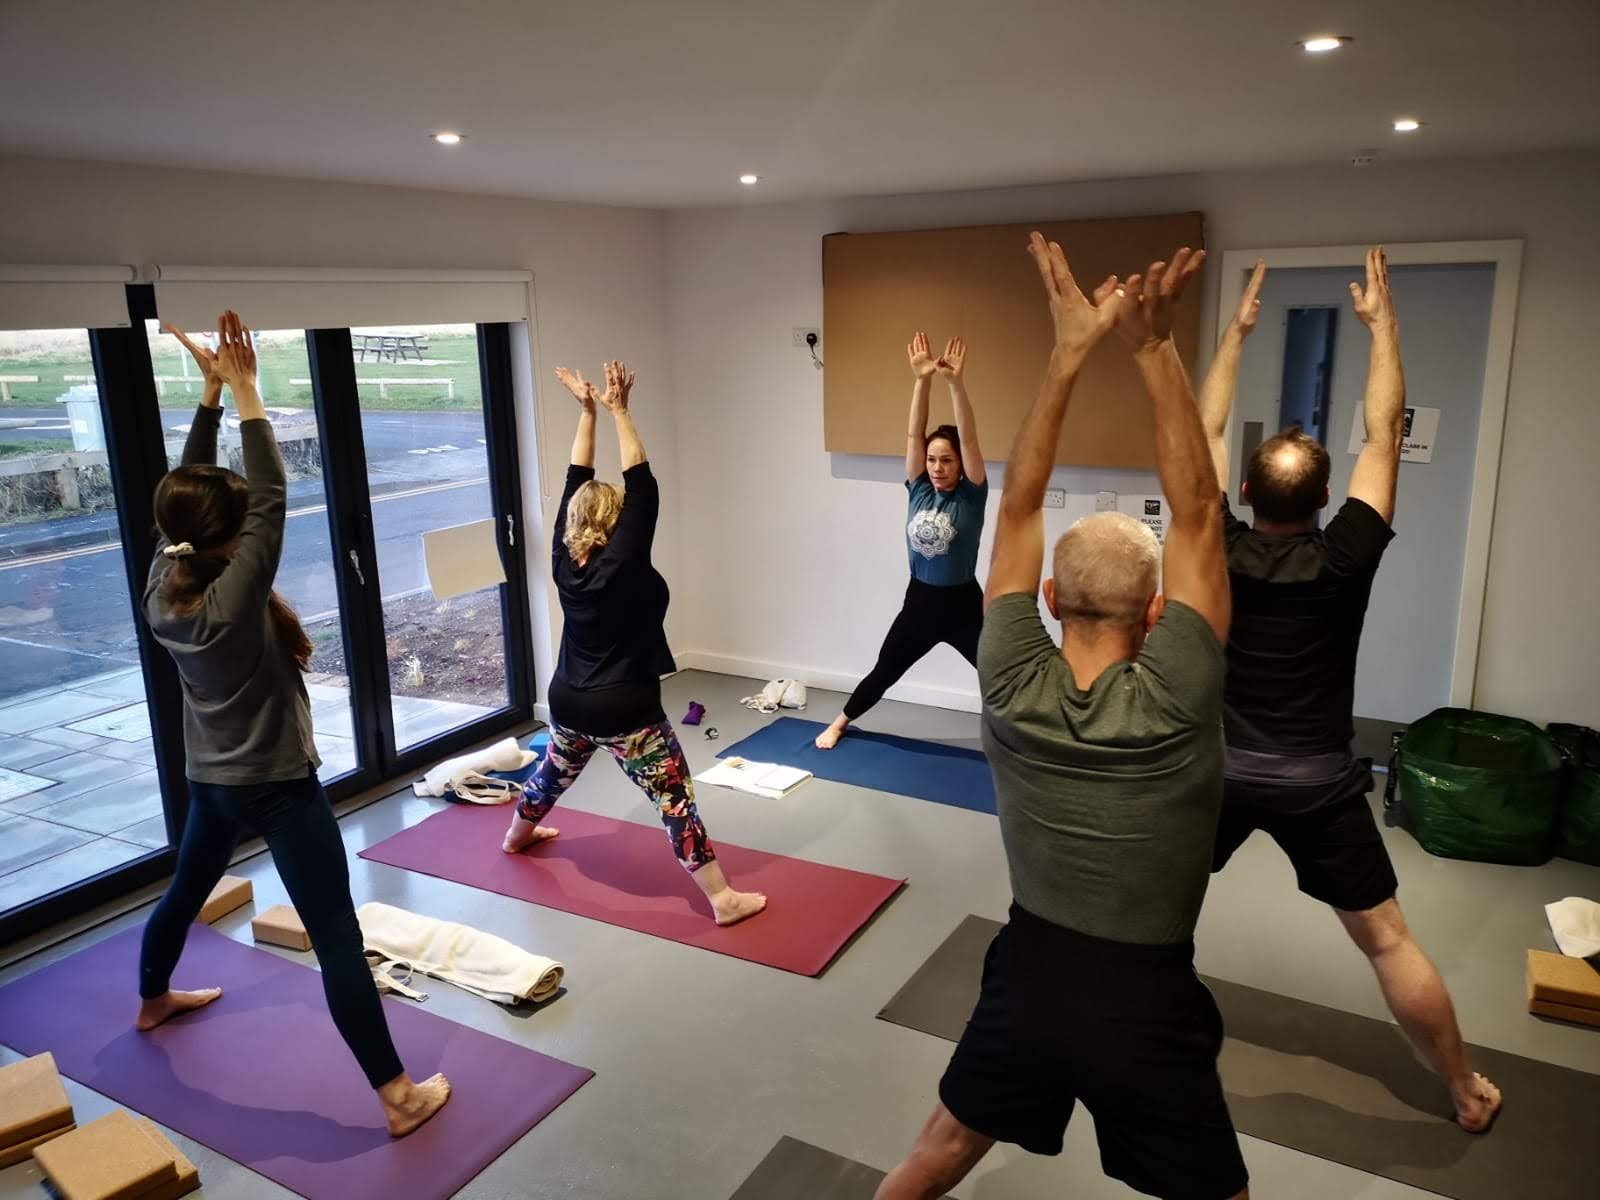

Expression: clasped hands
xmin=554 ymin=360 xmax=635 ymax=414
xmin=162 ymin=311 xmax=258 ymax=406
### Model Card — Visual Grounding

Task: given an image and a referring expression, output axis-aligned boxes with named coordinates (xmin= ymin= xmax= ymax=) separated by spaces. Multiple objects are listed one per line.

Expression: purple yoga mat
xmin=0 ymin=925 xmax=592 ymax=1200
xmin=360 ymin=803 xmax=905 ymax=977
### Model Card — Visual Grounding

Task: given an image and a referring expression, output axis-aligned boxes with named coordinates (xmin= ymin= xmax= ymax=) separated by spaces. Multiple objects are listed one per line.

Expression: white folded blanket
xmin=412 ymin=736 xmax=537 ymax=798
xmin=357 ymin=902 xmax=564 ymax=1006
xmin=1546 ymin=896 xmax=1600 ymax=958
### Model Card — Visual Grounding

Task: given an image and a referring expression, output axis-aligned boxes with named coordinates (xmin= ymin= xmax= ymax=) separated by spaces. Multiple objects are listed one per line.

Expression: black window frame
xmin=0 ymin=298 xmax=536 ymax=950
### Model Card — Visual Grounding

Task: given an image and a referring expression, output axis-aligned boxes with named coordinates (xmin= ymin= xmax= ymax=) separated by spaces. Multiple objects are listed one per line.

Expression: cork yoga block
xmin=134 ymin=1119 xmax=200 ymax=1200
xmin=1526 ymin=949 xmax=1600 ymax=1010
xmin=1529 ymin=997 xmax=1600 ymax=1029
xmin=0 ymin=1123 xmax=74 ymax=1169
xmin=0 ymin=1051 xmax=73 ymax=1147
xmin=32 ymin=1110 xmax=178 ymax=1200
xmin=251 ymin=904 xmax=311 ymax=951
xmin=196 ymin=874 xmax=253 ymax=924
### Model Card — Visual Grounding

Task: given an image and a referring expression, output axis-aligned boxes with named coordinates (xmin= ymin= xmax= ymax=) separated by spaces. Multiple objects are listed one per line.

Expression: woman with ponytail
xmin=137 ymin=312 xmax=449 ymax=1137
xmin=815 ymin=332 xmax=989 ymax=749
xmin=501 ymin=361 xmax=766 ymax=926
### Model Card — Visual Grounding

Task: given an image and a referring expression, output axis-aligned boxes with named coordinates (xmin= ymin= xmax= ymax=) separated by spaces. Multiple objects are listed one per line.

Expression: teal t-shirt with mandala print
xmin=905 ymin=473 xmax=989 ymax=586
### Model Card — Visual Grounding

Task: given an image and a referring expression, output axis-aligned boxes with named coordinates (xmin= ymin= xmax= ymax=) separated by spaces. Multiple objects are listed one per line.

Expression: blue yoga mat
xmin=717 ymin=717 xmax=995 ymax=814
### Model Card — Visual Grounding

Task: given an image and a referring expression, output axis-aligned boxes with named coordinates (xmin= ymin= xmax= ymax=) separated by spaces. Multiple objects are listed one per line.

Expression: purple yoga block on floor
xmin=0 ymin=924 xmax=592 ymax=1200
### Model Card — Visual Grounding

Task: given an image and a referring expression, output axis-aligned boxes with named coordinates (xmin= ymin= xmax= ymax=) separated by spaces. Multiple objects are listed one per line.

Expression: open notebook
xmin=694 ymin=757 xmax=812 ymax=799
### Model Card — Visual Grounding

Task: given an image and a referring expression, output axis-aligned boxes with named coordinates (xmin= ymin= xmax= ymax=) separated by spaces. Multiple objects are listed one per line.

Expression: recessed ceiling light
xmin=739 ymin=173 xmax=759 ymax=185
xmin=1300 ymin=35 xmax=1351 ymax=53
xmin=1392 ymin=117 xmax=1423 ymax=133
xmin=432 ymin=131 xmax=465 ymax=146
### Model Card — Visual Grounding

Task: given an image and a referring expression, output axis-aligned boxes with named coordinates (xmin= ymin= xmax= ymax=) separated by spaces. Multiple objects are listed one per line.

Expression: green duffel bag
xmin=1385 ymin=707 xmax=1562 ymax=865
xmin=1548 ymin=723 xmax=1600 ymax=867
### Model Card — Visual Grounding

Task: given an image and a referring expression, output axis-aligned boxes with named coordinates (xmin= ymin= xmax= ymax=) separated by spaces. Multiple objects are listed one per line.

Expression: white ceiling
xmin=2 ymin=0 xmax=1596 ymax=208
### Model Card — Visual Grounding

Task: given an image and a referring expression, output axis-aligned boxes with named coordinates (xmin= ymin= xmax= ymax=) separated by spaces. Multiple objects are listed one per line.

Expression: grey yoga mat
xmin=728 ymin=1136 xmax=950 ymax=1200
xmin=878 ymin=915 xmax=1600 ymax=1200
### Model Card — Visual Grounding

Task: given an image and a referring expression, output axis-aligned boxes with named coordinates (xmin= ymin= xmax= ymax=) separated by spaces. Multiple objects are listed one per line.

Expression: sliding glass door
xmin=0 ymin=293 xmax=533 ymax=947
xmin=309 ymin=321 xmax=530 ymax=781
xmin=0 ymin=327 xmax=163 ymax=918
xmin=348 ymin=322 xmax=514 ymax=753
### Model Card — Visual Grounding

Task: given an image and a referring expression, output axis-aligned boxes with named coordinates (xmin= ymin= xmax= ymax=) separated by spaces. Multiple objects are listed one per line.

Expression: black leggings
xmin=844 ymin=578 xmax=983 ymax=720
xmin=139 ymin=770 xmax=404 ymax=1090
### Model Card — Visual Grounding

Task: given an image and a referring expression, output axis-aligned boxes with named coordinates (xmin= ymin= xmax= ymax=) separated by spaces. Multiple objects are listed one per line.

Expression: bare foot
xmin=136 ymin=988 xmax=222 ymax=1031
xmin=1453 ymin=1072 xmax=1502 ymax=1133
xmin=815 ymin=716 xmax=848 ymax=750
xmin=379 ymin=1072 xmax=452 ymax=1138
xmin=502 ymin=816 xmax=559 ymax=854
xmin=711 ymin=889 xmax=768 ymax=926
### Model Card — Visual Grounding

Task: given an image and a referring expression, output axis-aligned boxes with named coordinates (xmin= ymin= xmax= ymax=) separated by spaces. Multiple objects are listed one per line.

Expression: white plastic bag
xmin=740 ymin=678 xmax=808 ymax=714
xmin=1546 ymin=896 xmax=1600 ymax=958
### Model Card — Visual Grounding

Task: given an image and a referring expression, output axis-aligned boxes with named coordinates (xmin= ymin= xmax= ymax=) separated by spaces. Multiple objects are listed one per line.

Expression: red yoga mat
xmin=359 ymin=804 xmax=904 ymax=976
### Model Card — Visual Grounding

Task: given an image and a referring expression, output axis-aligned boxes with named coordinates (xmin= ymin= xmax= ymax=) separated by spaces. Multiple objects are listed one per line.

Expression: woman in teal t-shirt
xmin=816 ymin=333 xmax=990 ymax=749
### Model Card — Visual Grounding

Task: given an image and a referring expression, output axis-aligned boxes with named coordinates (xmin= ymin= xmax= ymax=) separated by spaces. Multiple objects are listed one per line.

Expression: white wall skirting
xmin=672 ymin=651 xmax=981 ymax=715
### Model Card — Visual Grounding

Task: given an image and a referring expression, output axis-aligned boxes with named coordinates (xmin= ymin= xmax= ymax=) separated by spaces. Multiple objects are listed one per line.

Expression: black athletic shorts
xmin=938 ymin=904 xmax=1248 ymax=1200
xmin=1212 ymin=748 xmax=1398 ymax=913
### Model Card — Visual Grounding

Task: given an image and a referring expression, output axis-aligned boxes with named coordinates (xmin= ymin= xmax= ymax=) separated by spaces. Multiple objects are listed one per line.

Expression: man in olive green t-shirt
xmin=878 ymin=237 xmax=1246 ymax=1200
xmin=978 ymin=588 xmax=1223 ymax=945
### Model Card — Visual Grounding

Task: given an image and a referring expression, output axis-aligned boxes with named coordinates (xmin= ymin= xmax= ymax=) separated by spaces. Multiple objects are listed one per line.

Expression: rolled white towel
xmin=358 ymin=901 xmax=564 ymax=1006
xmin=413 ymin=736 xmax=537 ymax=797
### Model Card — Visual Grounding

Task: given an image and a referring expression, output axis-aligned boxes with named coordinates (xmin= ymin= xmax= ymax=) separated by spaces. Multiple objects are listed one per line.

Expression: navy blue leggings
xmin=138 ymin=770 xmax=403 ymax=1090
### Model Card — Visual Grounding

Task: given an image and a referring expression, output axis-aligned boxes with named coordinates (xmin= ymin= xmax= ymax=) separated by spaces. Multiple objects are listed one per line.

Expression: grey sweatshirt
xmin=144 ymin=404 xmax=320 ymax=785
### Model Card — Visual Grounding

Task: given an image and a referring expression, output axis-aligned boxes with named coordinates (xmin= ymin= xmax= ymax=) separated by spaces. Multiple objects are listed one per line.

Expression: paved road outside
xmin=1 ymin=406 xmax=488 ymax=462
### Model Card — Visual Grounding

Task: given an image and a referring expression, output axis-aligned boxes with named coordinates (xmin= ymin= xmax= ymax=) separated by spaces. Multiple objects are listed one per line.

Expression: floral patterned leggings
xmin=516 ymin=720 xmax=716 ymax=872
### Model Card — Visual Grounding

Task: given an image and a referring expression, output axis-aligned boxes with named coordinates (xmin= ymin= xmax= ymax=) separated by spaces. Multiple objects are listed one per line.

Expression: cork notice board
xmin=822 ymin=213 xmax=1205 ymax=469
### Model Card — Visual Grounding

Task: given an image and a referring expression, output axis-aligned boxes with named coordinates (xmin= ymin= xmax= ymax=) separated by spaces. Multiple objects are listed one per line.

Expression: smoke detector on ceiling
xmin=1350 ymin=149 xmax=1379 ymax=168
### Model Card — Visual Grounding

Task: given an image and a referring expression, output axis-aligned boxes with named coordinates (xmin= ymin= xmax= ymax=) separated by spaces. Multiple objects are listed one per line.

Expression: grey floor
xmin=1 ymin=668 xmax=1596 ymax=1200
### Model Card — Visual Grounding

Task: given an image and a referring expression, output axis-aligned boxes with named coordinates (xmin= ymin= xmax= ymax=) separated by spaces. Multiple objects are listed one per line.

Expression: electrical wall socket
xmin=792 ymin=326 xmax=821 ymax=348
xmin=1095 ymin=490 xmax=1118 ymax=511
xmin=1043 ymin=488 xmax=1066 ymax=509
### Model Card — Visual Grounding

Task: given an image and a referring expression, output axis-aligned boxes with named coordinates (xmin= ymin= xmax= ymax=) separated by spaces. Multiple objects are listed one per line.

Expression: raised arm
xmin=164 ymin=322 xmax=225 ymax=467
xmin=936 ymin=337 xmax=986 ymax=486
xmin=986 ymin=234 xmax=1123 ymax=608
xmin=905 ymin=331 xmax=935 ymax=480
xmin=1196 ymin=259 xmax=1265 ymax=491
xmin=207 ymin=312 xmax=285 ymax=609
xmin=1113 ymin=251 xmax=1230 ymax=642
xmin=599 ymin=360 xmax=645 ymax=470
xmin=599 ymin=360 xmax=660 ymax=558
xmin=554 ymin=367 xmax=599 ymax=468
xmin=1346 ymin=248 xmax=1405 ymax=524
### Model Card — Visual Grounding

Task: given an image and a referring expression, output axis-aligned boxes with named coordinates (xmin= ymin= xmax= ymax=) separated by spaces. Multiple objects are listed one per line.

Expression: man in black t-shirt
xmin=1198 ymin=250 xmax=1501 ymax=1133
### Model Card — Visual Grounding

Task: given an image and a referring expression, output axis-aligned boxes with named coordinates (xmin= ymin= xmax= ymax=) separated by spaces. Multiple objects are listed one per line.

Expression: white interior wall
xmin=6 ymin=150 xmax=1596 ymax=730
xmin=665 ymin=150 xmax=1600 ymax=729
xmin=0 ymin=153 xmax=679 ymax=698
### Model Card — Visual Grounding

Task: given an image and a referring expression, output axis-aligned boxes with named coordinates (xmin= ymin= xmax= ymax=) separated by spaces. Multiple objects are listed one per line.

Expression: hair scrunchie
xmin=162 ymin=542 xmax=196 ymax=559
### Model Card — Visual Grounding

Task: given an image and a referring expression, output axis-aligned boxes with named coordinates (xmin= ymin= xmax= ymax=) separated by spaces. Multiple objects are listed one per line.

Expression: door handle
xmin=347 ymin=548 xmax=365 ymax=586
xmin=505 ymin=513 xmax=516 ymax=548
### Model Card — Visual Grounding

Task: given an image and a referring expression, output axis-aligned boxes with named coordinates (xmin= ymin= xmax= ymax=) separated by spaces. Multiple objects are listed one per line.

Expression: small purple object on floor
xmin=0 ymin=924 xmax=593 ymax=1200
xmin=683 ymin=701 xmax=706 ymax=726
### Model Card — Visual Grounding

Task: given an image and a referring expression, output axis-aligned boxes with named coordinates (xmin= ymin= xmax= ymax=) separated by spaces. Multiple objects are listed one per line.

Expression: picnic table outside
xmin=355 ymin=333 xmax=430 ymax=363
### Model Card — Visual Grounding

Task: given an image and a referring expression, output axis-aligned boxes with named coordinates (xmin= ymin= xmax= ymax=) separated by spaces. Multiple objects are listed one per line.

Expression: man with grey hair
xmin=877 ymin=235 xmax=1245 ymax=1200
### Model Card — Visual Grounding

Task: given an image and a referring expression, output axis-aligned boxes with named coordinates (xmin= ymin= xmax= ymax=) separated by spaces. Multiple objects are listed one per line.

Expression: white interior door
xmin=1228 ymin=263 xmax=1496 ymax=724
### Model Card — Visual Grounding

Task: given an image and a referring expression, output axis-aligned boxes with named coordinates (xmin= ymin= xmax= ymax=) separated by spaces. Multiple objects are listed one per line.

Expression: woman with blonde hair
xmin=502 ymin=362 xmax=766 ymax=926
xmin=137 ymin=312 xmax=449 ymax=1137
